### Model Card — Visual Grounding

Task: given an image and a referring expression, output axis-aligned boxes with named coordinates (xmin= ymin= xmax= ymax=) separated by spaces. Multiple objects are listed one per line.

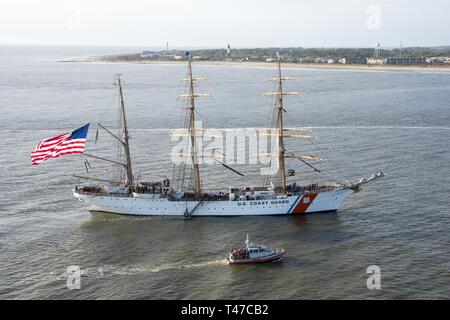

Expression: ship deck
xmin=74 ymin=184 xmax=344 ymax=201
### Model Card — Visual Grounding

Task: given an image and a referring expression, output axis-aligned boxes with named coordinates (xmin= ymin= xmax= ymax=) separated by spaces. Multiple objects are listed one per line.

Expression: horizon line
xmin=1 ymin=43 xmax=450 ymax=50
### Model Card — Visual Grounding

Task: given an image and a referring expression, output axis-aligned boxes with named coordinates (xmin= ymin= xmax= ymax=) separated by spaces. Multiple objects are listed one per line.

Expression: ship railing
xmin=175 ymin=196 xmax=230 ymax=202
xmin=288 ymin=185 xmax=342 ymax=195
xmin=75 ymin=190 xmax=131 ymax=197
xmin=227 ymin=185 xmax=342 ymax=201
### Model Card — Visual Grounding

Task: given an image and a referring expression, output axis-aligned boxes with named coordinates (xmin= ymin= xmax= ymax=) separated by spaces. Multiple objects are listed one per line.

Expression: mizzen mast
xmin=117 ymin=74 xmax=133 ymax=189
xmin=80 ymin=74 xmax=134 ymax=191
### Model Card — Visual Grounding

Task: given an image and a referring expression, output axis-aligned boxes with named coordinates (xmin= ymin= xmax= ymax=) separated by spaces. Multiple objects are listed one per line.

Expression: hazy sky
xmin=1 ymin=0 xmax=449 ymax=48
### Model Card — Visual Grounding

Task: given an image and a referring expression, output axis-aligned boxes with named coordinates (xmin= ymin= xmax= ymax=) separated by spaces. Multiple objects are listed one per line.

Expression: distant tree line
xmin=97 ymin=46 xmax=450 ymax=64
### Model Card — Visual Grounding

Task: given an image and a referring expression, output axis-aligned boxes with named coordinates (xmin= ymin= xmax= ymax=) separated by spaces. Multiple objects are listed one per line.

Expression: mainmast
xmin=175 ymin=55 xmax=211 ymax=195
xmin=187 ymin=57 xmax=202 ymax=195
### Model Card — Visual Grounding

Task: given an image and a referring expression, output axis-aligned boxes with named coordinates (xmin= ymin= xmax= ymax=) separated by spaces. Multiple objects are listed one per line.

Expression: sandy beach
xmin=65 ymin=55 xmax=450 ymax=73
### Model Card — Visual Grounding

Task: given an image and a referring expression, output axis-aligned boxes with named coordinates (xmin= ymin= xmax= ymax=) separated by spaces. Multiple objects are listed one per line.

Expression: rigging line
xmin=84 ymin=88 xmax=116 ymax=146
xmin=173 ymin=72 xmax=187 ymax=189
xmin=115 ymin=89 xmax=127 ymax=182
xmin=309 ymin=138 xmax=351 ymax=184
xmin=296 ymin=158 xmax=321 ymax=173
xmin=287 ymin=139 xmax=336 ymax=182
xmin=214 ymin=159 xmax=245 ymax=176
xmin=307 ymin=131 xmax=347 ymax=182
xmin=89 ymin=89 xmax=126 ymax=183
xmin=174 ymin=64 xmax=198 ymax=192
xmin=262 ymin=78 xmax=279 ymax=187
xmin=296 ymin=153 xmax=340 ymax=183
xmin=268 ymin=92 xmax=281 ymax=186
xmin=194 ymin=110 xmax=203 ymax=118
xmin=210 ymin=148 xmax=245 ymax=177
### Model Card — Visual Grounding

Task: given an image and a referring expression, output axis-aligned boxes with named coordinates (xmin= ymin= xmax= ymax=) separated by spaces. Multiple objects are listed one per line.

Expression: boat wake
xmin=55 ymin=258 xmax=228 ymax=280
xmin=182 ymin=259 xmax=228 ymax=269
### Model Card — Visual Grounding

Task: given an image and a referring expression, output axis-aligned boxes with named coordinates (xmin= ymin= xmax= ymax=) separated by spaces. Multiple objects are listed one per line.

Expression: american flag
xmin=31 ymin=124 xmax=90 ymax=165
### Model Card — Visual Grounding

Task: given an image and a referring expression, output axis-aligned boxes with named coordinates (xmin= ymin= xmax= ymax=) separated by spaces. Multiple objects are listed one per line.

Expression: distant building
xmin=426 ymin=56 xmax=450 ymax=64
xmin=367 ymin=57 xmax=386 ymax=65
xmin=339 ymin=57 xmax=367 ymax=64
xmin=385 ymin=57 xmax=426 ymax=65
xmin=313 ymin=57 xmax=327 ymax=63
xmin=141 ymin=50 xmax=153 ymax=58
xmin=192 ymin=55 xmax=208 ymax=61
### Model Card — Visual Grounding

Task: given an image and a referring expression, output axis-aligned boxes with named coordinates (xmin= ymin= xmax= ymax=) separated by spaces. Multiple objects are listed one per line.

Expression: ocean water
xmin=0 ymin=45 xmax=449 ymax=299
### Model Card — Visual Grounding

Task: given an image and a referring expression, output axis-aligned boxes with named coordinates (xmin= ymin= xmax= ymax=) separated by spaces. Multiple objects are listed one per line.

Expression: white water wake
xmin=54 ymin=258 xmax=228 ymax=281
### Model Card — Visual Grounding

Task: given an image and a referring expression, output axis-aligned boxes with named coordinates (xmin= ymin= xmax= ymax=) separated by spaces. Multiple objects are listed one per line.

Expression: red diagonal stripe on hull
xmin=292 ymin=193 xmax=318 ymax=214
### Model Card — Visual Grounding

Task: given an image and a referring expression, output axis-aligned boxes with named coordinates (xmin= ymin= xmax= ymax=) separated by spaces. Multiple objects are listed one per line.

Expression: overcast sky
xmin=1 ymin=0 xmax=449 ymax=48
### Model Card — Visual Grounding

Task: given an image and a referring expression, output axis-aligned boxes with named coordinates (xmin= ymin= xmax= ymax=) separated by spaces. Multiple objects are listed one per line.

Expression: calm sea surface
xmin=0 ymin=45 xmax=449 ymax=299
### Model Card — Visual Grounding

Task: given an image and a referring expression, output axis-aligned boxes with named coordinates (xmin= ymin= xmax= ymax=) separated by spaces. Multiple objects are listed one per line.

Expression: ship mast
xmin=187 ymin=57 xmax=202 ymax=195
xmin=117 ymin=74 xmax=133 ymax=189
xmin=275 ymin=56 xmax=287 ymax=191
xmin=175 ymin=55 xmax=211 ymax=195
xmin=263 ymin=53 xmax=313 ymax=192
xmin=78 ymin=74 xmax=134 ymax=191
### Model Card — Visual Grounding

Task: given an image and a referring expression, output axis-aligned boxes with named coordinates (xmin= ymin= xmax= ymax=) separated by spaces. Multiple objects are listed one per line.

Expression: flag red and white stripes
xmin=31 ymin=124 xmax=90 ymax=165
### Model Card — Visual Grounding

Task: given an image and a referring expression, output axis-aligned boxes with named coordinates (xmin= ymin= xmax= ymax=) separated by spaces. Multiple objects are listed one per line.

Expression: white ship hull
xmin=73 ymin=188 xmax=354 ymax=216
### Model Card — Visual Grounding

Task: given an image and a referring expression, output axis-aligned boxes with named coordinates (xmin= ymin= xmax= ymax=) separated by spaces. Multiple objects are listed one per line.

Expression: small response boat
xmin=227 ymin=235 xmax=285 ymax=264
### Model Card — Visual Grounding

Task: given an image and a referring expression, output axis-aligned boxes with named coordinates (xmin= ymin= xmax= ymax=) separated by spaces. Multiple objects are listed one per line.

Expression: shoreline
xmin=62 ymin=56 xmax=450 ymax=73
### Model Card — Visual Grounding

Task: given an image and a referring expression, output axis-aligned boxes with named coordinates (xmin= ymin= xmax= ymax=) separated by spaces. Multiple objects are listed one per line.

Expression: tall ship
xmin=73 ymin=55 xmax=383 ymax=216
